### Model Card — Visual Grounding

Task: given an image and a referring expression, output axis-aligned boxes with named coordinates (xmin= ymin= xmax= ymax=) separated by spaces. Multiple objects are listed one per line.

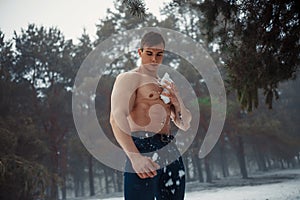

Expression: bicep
xmin=112 ymin=75 xmax=134 ymax=112
xmin=111 ymin=73 xmax=140 ymax=121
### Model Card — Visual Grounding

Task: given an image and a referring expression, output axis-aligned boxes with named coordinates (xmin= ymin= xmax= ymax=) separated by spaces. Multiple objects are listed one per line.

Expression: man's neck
xmin=137 ymin=65 xmax=159 ymax=79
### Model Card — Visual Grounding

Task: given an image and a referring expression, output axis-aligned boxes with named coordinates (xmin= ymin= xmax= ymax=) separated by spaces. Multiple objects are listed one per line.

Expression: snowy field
xmin=78 ymin=168 xmax=300 ymax=200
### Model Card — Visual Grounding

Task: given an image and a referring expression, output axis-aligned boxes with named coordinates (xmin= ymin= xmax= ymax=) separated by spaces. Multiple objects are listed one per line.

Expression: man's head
xmin=138 ymin=32 xmax=165 ymax=68
xmin=140 ymin=31 xmax=165 ymax=50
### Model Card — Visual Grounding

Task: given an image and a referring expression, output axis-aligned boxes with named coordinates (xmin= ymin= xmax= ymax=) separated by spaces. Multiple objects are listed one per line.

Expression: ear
xmin=138 ymin=48 xmax=143 ymax=57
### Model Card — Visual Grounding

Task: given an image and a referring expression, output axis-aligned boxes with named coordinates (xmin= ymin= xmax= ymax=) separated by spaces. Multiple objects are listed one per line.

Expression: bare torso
xmin=127 ymin=71 xmax=172 ymax=134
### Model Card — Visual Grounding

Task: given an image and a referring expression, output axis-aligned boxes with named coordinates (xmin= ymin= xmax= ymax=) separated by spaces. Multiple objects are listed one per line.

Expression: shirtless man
xmin=110 ymin=31 xmax=192 ymax=200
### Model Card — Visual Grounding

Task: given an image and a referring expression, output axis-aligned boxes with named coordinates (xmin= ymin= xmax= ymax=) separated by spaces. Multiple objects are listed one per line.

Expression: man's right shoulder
xmin=114 ymin=71 xmax=141 ymax=85
xmin=115 ymin=71 xmax=141 ymax=87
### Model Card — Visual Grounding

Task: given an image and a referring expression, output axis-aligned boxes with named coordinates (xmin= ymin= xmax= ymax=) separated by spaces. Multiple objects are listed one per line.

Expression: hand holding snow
xmin=160 ymin=72 xmax=173 ymax=104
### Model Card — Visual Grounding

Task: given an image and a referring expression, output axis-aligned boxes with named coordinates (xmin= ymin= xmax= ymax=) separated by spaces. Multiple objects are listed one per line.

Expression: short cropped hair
xmin=140 ymin=31 xmax=165 ymax=49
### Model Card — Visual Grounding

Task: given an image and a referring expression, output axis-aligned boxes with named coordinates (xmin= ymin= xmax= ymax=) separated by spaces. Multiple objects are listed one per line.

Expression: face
xmin=138 ymin=43 xmax=164 ymax=71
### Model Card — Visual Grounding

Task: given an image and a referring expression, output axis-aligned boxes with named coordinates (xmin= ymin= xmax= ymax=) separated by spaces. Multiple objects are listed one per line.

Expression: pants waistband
xmin=131 ymin=131 xmax=175 ymax=143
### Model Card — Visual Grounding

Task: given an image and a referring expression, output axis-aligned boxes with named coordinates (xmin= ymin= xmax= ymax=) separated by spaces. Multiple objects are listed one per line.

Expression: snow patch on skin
xmin=179 ymin=170 xmax=185 ymax=178
xmin=165 ymin=179 xmax=173 ymax=187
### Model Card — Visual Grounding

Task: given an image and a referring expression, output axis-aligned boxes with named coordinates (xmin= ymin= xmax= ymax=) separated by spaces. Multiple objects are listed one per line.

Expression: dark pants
xmin=124 ymin=132 xmax=185 ymax=200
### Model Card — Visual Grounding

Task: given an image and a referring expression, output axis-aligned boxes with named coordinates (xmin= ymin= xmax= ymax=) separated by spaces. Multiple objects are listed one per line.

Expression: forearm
xmin=110 ymin=115 xmax=141 ymax=161
xmin=173 ymin=94 xmax=192 ymax=131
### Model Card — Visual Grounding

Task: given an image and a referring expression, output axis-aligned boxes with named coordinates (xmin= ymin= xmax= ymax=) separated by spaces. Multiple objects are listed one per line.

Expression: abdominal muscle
xmin=128 ymin=97 xmax=171 ymax=134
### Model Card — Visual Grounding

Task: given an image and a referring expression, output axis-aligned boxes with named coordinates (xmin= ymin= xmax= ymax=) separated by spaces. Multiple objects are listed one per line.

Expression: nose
xmin=151 ymin=55 xmax=157 ymax=62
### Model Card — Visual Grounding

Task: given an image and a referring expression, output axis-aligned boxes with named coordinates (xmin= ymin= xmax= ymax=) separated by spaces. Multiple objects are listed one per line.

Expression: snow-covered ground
xmin=185 ymin=176 xmax=300 ymax=200
xmin=78 ymin=168 xmax=300 ymax=200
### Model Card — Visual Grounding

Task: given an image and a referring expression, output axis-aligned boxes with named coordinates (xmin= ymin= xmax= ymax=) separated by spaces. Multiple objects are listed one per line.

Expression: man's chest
xmin=136 ymin=83 xmax=163 ymax=101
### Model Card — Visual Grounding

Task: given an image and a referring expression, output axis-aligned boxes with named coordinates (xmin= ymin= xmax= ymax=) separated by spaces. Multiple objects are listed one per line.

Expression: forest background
xmin=0 ymin=0 xmax=299 ymax=200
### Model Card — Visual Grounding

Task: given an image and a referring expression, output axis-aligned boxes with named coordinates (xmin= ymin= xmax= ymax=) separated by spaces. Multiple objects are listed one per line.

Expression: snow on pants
xmin=124 ymin=131 xmax=185 ymax=200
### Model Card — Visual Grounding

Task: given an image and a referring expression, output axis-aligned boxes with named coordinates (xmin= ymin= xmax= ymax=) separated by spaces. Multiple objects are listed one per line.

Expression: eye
xmin=146 ymin=51 xmax=153 ymax=56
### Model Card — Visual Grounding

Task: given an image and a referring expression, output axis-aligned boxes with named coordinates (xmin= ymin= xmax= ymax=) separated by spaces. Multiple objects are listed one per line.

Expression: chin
xmin=144 ymin=64 xmax=159 ymax=70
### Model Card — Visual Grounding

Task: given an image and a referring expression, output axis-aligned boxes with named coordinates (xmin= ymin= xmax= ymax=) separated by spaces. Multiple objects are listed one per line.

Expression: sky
xmin=0 ymin=0 xmax=171 ymax=42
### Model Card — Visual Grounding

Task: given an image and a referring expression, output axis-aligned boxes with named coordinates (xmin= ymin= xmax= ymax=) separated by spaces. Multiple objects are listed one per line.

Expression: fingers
xmin=152 ymin=161 xmax=160 ymax=169
xmin=139 ymin=170 xmax=156 ymax=179
xmin=137 ymin=173 xmax=148 ymax=179
xmin=137 ymin=171 xmax=157 ymax=179
xmin=137 ymin=170 xmax=157 ymax=179
xmin=161 ymin=82 xmax=180 ymax=107
xmin=133 ymin=157 xmax=160 ymax=179
xmin=162 ymin=80 xmax=178 ymax=94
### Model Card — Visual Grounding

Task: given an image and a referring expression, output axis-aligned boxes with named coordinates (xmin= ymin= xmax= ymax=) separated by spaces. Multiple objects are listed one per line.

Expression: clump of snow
xmin=165 ymin=178 xmax=173 ymax=187
xmin=178 ymin=170 xmax=185 ymax=178
xmin=152 ymin=153 xmax=158 ymax=161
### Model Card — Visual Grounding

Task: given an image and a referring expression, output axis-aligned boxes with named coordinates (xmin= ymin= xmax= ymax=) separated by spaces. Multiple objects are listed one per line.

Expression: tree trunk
xmin=74 ymin=177 xmax=79 ymax=197
xmin=61 ymin=144 xmax=67 ymax=200
xmin=61 ymin=176 xmax=66 ymax=200
xmin=98 ymin=173 xmax=104 ymax=193
xmin=220 ymin=136 xmax=229 ymax=177
xmin=50 ymin=146 xmax=59 ymax=200
xmin=265 ymin=155 xmax=272 ymax=169
xmin=194 ymin=155 xmax=204 ymax=182
xmin=104 ymin=167 xmax=110 ymax=194
xmin=254 ymin=144 xmax=267 ymax=171
xmin=112 ymin=171 xmax=117 ymax=192
xmin=280 ymin=159 xmax=285 ymax=169
xmin=88 ymin=155 xmax=95 ymax=196
xmin=204 ymin=157 xmax=212 ymax=183
xmin=237 ymin=136 xmax=248 ymax=179
xmin=116 ymin=171 xmax=123 ymax=192
xmin=191 ymin=153 xmax=200 ymax=181
xmin=191 ymin=155 xmax=197 ymax=181
xmin=50 ymin=175 xmax=58 ymax=200
xmin=80 ymin=180 xmax=85 ymax=196
xmin=183 ymin=155 xmax=191 ymax=181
